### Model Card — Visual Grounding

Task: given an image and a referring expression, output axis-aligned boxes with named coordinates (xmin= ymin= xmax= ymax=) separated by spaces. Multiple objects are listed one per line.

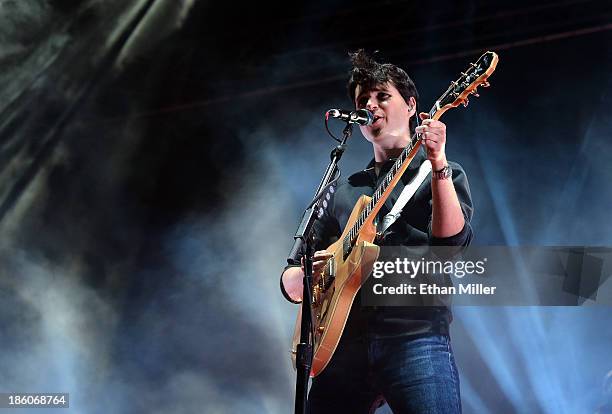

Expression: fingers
xmin=416 ymin=118 xmax=446 ymax=143
xmin=416 ymin=114 xmax=448 ymax=163
xmin=417 ymin=119 xmax=445 ymax=131
xmin=313 ymin=251 xmax=332 ymax=274
xmin=420 ymin=135 xmax=439 ymax=143
xmin=415 ymin=127 xmax=440 ymax=143
xmin=300 ymin=251 xmax=332 ymax=263
xmin=313 ymin=251 xmax=333 ymax=260
xmin=301 ymin=251 xmax=333 ymax=275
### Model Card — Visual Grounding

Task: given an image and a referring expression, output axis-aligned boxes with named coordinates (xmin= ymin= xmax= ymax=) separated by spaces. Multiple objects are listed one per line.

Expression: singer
xmin=281 ymin=50 xmax=473 ymax=413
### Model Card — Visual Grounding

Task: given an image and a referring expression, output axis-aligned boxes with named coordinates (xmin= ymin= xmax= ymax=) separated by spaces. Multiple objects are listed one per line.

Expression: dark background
xmin=1 ymin=0 xmax=611 ymax=412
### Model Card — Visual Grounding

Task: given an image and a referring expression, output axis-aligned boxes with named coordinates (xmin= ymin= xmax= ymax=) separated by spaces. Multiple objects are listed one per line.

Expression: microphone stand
xmin=288 ymin=122 xmax=354 ymax=414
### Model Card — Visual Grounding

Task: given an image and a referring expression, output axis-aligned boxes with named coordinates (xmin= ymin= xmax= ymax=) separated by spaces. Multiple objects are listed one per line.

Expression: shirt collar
xmin=363 ymin=146 xmax=427 ymax=173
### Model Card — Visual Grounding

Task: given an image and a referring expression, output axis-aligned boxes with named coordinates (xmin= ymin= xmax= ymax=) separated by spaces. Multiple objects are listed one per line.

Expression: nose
xmin=366 ymin=98 xmax=378 ymax=112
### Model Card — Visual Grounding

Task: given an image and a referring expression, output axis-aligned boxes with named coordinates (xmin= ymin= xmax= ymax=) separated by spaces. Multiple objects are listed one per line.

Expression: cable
xmin=324 ymin=110 xmax=343 ymax=143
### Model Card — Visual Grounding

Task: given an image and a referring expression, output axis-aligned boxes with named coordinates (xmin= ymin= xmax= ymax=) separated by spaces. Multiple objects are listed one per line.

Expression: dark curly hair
xmin=347 ymin=49 xmax=419 ymax=134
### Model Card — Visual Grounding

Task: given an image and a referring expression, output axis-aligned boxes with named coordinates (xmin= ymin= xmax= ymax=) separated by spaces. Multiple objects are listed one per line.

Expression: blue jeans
xmin=308 ymin=334 xmax=461 ymax=414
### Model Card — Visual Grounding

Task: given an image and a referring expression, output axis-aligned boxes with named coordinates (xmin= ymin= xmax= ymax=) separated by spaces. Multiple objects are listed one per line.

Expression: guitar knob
xmin=318 ymin=326 xmax=325 ymax=334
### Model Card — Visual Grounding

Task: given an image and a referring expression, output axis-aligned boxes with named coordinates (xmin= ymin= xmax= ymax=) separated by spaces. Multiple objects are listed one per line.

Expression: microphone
xmin=326 ymin=108 xmax=374 ymax=126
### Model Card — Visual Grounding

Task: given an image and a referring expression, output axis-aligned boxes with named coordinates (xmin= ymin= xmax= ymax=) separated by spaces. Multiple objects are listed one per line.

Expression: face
xmin=354 ymin=82 xmax=415 ymax=146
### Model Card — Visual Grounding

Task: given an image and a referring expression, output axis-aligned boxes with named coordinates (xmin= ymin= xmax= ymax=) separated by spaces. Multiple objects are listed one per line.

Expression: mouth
xmin=371 ymin=115 xmax=383 ymax=126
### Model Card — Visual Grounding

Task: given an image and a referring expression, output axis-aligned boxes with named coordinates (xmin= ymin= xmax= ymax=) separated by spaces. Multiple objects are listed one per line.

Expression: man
xmin=281 ymin=50 xmax=473 ymax=413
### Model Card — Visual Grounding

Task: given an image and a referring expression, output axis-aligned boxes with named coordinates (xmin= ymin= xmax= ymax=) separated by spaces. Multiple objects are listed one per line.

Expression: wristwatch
xmin=432 ymin=165 xmax=452 ymax=180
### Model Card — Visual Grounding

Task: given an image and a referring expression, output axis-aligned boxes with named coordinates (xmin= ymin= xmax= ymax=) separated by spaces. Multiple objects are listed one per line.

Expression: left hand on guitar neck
xmin=416 ymin=112 xmax=448 ymax=171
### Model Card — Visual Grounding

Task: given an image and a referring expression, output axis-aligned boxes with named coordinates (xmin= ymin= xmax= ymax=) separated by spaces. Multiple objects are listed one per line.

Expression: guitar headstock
xmin=436 ymin=51 xmax=498 ymax=112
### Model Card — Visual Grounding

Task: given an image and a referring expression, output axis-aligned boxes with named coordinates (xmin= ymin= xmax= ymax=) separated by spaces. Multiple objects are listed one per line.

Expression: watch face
xmin=434 ymin=166 xmax=452 ymax=179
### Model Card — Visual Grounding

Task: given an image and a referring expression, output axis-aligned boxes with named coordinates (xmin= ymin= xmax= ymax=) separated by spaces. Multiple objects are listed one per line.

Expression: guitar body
xmin=292 ymin=195 xmax=380 ymax=377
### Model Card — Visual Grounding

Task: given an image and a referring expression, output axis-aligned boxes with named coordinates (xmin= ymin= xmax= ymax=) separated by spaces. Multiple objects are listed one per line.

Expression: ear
xmin=407 ymin=96 xmax=416 ymax=116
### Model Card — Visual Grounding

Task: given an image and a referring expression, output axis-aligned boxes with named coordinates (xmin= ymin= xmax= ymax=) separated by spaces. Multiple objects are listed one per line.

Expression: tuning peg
xmin=472 ymin=90 xmax=480 ymax=98
xmin=462 ymin=98 xmax=469 ymax=107
xmin=482 ymin=80 xmax=490 ymax=88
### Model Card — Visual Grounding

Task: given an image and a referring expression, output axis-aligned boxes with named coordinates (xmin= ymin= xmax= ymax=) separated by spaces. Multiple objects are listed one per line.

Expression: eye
xmin=378 ymin=92 xmax=390 ymax=101
xmin=356 ymin=97 xmax=368 ymax=108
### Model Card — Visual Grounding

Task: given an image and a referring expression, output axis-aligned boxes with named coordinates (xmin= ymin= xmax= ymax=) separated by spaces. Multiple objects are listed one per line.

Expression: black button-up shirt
xmin=285 ymin=147 xmax=473 ymax=338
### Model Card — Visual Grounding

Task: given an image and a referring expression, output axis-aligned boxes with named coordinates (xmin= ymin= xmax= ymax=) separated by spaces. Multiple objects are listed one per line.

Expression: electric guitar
xmin=292 ymin=51 xmax=499 ymax=377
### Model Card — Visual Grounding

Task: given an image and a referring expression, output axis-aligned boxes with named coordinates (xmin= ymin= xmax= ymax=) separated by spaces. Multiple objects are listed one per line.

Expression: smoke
xmin=0 ymin=249 xmax=118 ymax=412
xmin=140 ymin=119 xmax=345 ymax=413
xmin=0 ymin=0 xmax=51 ymax=49
xmin=453 ymin=307 xmax=612 ymax=413
xmin=113 ymin=0 xmax=197 ymax=70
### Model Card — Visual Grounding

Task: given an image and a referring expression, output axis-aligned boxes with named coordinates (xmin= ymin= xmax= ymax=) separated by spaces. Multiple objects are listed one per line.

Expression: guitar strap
xmin=380 ymin=159 xmax=432 ymax=234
